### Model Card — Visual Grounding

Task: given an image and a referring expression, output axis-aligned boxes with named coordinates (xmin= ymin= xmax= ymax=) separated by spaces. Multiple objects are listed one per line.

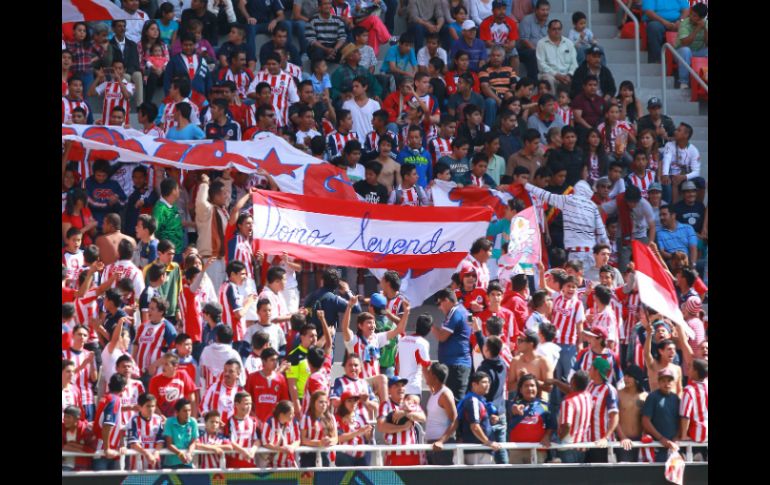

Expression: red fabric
xmin=479 ymin=16 xmax=520 ymax=43
xmin=62 ymin=287 xmax=77 ymax=304
xmin=385 ymin=454 xmax=421 ymax=466
xmin=620 ymin=21 xmax=647 ymax=50
xmin=508 ymin=413 xmax=547 ymax=443
xmin=501 ymin=291 xmax=530 ymax=333
xmin=62 ymin=420 xmax=97 ymax=470
xmin=149 ymin=371 xmax=197 ymax=417
xmin=694 ymin=277 xmax=708 ymax=298
xmin=444 ymin=70 xmax=481 ymax=96
xmin=62 ymin=23 xmax=76 ymax=42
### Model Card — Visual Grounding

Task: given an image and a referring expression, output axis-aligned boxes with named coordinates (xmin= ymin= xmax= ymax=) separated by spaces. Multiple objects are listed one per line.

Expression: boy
xmin=217 ymin=24 xmax=249 ymax=70
xmin=396 ymin=125 xmax=433 ymax=188
xmin=375 ymin=135 xmax=402 ymax=192
xmin=556 ymin=89 xmax=573 ymax=126
xmin=294 ymin=106 xmax=322 ymax=152
xmin=388 ymin=163 xmax=430 ymax=206
xmin=626 ymin=149 xmax=656 ymax=199
xmin=142 ymin=240 xmax=182 ymax=323
xmin=482 ymin=131 xmax=506 ymax=185
xmin=196 ymin=410 xmax=233 ymax=469
xmin=396 ymin=314 xmax=432 ymax=398
xmin=245 ymin=299 xmax=286 ymax=354
xmin=243 ymin=331 xmax=269 ymax=377
xmin=417 ymin=32 xmax=448 ymax=73
xmin=134 ymin=297 xmax=178 ymax=379
xmin=459 ymin=153 xmax=497 ymax=188
xmin=86 ymin=160 xmax=128 ymax=231
xmin=220 ymin=260 xmax=259 ymax=352
xmin=204 ymin=98 xmax=242 ymax=141
xmin=447 ymin=72 xmax=484 ymax=120
xmin=326 ymin=109 xmax=359 ymax=161
xmin=353 ymin=27 xmax=378 ymax=73
xmin=126 ymin=393 xmax=165 ymax=470
xmin=607 ymin=161 xmax=627 ymax=200
xmin=341 ymin=139 xmax=366 ymax=184
xmin=63 ymin=228 xmax=84 ymax=289
xmin=163 ymin=399 xmax=199 ymax=469
xmin=439 ymin=136 xmax=471 ymax=183
xmin=88 ymin=59 xmax=134 ymax=127
xmin=363 ymin=110 xmax=398 ymax=162
xmin=429 ymin=115 xmax=456 ymax=166
xmin=62 ymin=76 xmax=94 ymax=124
xmin=585 ymin=285 xmax=621 ymax=350
xmin=549 ymin=275 xmax=586 ymax=404
xmin=139 ymin=262 xmax=167 ymax=323
xmin=457 ymin=104 xmax=489 ymax=151
xmin=381 ymin=32 xmax=418 ymax=80
xmin=224 ymin=392 xmax=260 ymax=469
xmin=354 ymin=161 xmax=389 ymax=204
xmin=172 ymin=333 xmax=199 ymax=385
xmin=568 ymin=12 xmax=602 ymax=66
xmin=149 ymin=352 xmax=198 ymax=417
xmin=125 ymin=167 xmax=158 ymax=241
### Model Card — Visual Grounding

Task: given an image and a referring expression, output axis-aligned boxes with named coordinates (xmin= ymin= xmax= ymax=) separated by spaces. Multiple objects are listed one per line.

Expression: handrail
xmin=661 ymin=42 xmax=708 ymax=112
xmin=614 ymin=0 xmax=641 ymax=90
xmin=62 ymin=440 xmax=708 ymax=473
xmin=562 ymin=0 xmax=592 ymax=30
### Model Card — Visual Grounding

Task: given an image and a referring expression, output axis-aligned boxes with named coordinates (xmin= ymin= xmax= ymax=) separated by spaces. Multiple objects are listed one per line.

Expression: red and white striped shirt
xmin=429 ymin=136 xmax=453 ymax=165
xmin=62 ymin=250 xmax=84 ymax=289
xmin=589 ymin=306 xmax=620 ymax=345
xmin=62 ymin=97 xmax=91 ymax=123
xmin=336 ymin=411 xmax=368 ymax=457
xmin=225 ymin=414 xmax=260 ymax=468
xmin=262 ymin=416 xmax=301 ymax=468
xmin=327 ymin=130 xmax=359 ymax=159
xmin=387 ymin=294 xmax=405 ymax=317
xmin=226 ymin=224 xmax=255 ymax=281
xmin=63 ymin=348 xmax=95 ymax=406
xmin=62 ymin=383 xmax=82 ymax=420
xmin=282 ymin=64 xmax=302 ymax=80
xmin=144 ymin=124 xmax=165 ymax=138
xmin=219 ymin=281 xmax=247 ymax=342
xmin=379 ymin=399 xmax=419 ymax=456
xmin=120 ymin=379 xmax=146 ymax=425
xmin=95 ymin=81 xmax=134 ymax=127
xmin=627 ymin=170 xmax=656 ymax=199
xmin=558 ymin=391 xmax=593 ymax=443
xmin=161 ymin=97 xmax=200 ymax=132
xmin=201 ymin=379 xmax=244 ymax=424
xmin=248 ymin=71 xmax=299 ymax=127
xmin=680 ymin=380 xmax=708 ymax=442
xmin=551 ymin=293 xmax=585 ymax=345
xmin=616 ymin=288 xmax=639 ymax=344
xmin=221 ymin=68 xmax=255 ymax=99
xmin=126 ymin=413 xmax=164 ymax=470
xmin=104 ymin=259 xmax=145 ymax=302
xmin=345 ymin=332 xmax=391 ymax=378
xmin=597 ymin=121 xmax=634 ymax=153
xmin=459 ymin=255 xmax=490 ymax=290
xmin=74 ymin=288 xmax=99 ymax=343
xmin=300 ymin=414 xmax=328 ymax=443
xmin=586 ymin=381 xmax=619 ymax=442
xmin=331 ymin=375 xmax=375 ymax=421
xmin=557 ymin=106 xmax=573 ymax=125
xmin=94 ymin=393 xmax=125 ymax=452
xmin=197 ymin=431 xmax=230 ymax=469
xmin=178 ymin=282 xmax=205 ymax=343
xmin=134 ymin=321 xmax=173 ymax=374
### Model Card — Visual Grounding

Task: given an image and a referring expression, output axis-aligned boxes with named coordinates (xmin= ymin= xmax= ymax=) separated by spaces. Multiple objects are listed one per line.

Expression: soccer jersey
xmin=597 ymin=121 xmax=634 ymax=153
xmin=590 ymin=307 xmax=620 ymax=345
xmin=178 ymin=282 xmax=204 ymax=343
xmin=379 ymin=399 xmax=419 ymax=456
xmin=344 ymin=332 xmax=391 ymax=379
xmin=248 ymin=71 xmax=299 ymax=127
xmin=94 ymin=393 xmax=125 ymax=453
xmin=225 ymin=224 xmax=254 ymax=281
xmin=62 ymin=97 xmax=92 ymax=124
xmin=397 ymin=335 xmax=431 ymax=396
xmin=246 ymin=371 xmax=290 ymax=423
xmin=62 ymin=250 xmax=85 ymax=289
xmin=201 ymin=378 xmax=244 ymax=423
xmin=104 ymin=259 xmax=145 ymax=302
xmin=574 ymin=348 xmax=623 ymax=388
xmin=301 ymin=354 xmax=333 ymax=415
xmin=335 ymin=411 xmax=369 ymax=457
xmin=627 ymin=170 xmax=656 ymax=199
xmin=134 ymin=320 xmax=177 ymax=374
xmin=126 ymin=414 xmax=165 ymax=470
xmin=330 ymin=375 xmax=376 ymax=421
xmin=95 ymin=80 xmax=134 ymax=127
xmin=551 ymin=293 xmax=585 ymax=345
xmin=429 ymin=136 xmax=453 ymax=166
xmin=220 ymin=68 xmax=255 ymax=99
xmin=458 ymin=255 xmax=490 ymax=290
xmin=220 ymin=281 xmax=247 ymax=342
xmin=586 ymin=381 xmax=619 ymax=442
xmin=258 ymin=287 xmax=290 ymax=335
xmin=325 ymin=130 xmax=359 ymax=161
xmin=225 ymin=415 xmax=260 ymax=468
xmin=680 ymin=380 xmax=708 ymax=442
xmin=161 ymin=97 xmax=200 ymax=132
xmin=558 ymin=390 xmax=593 ymax=444
xmin=62 ymin=383 xmax=82 ymax=420
xmin=197 ymin=430 xmax=231 ymax=469
xmin=262 ymin=416 xmax=301 ymax=468
xmin=63 ymin=348 xmax=95 ymax=406
xmin=120 ymin=379 xmax=146 ymax=425
xmin=149 ymin=371 xmax=197 ymax=417
xmin=557 ymin=106 xmax=573 ymax=126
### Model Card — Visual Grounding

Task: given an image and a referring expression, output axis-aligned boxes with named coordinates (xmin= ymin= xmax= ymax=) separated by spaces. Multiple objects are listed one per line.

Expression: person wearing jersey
xmin=93 ymin=374 xmax=128 ymax=471
xmin=62 ymin=360 xmax=84 ymax=423
xmin=507 ymin=373 xmax=555 ymax=464
xmin=149 ymin=352 xmax=198 ymax=418
xmin=126 ymin=393 xmax=165 ymax=471
xmin=88 ymin=59 xmax=134 ymax=127
xmin=224 ymin=392 xmax=261 ymax=468
xmin=557 ymin=370 xmax=592 ymax=463
xmin=114 ymin=355 xmax=145 ymax=426
xmin=584 ymin=357 xmax=620 ymax=463
xmin=219 ymin=260 xmax=259 ymax=354
xmin=286 ymin=324 xmax=320 ymax=416
xmin=573 ymin=326 xmax=623 ymax=388
xmin=62 ymin=406 xmax=96 ymax=471
xmin=62 ymin=76 xmax=94 ymax=124
xmin=134 ymin=297 xmax=178 ymax=382
xmin=64 ymin=325 xmax=100 ymax=421
xmin=247 ymin=53 xmax=299 ymax=128
xmin=244 ymin=347 xmax=289 ymax=422
xmin=376 ymin=376 xmax=426 ymax=466
xmin=397 ymin=314 xmax=433 ymax=399
xmin=335 ymin=387 xmax=374 ymax=467
xmin=679 ymin=358 xmax=708 ymax=457
xmin=261 ymin=400 xmax=302 ymax=468
xmin=585 ymin=284 xmax=621 ymax=350
xmin=195 ymin=411 xmax=233 ymax=469
xmin=330 ymin=353 xmax=380 ymax=421
xmin=549 ymin=275 xmax=586 ymax=408
xmin=387 ymin=163 xmax=430 ymax=206
xmin=201 ymin=359 xmax=244 ymax=423
xmin=299 ymin=390 xmax=338 ymax=467
xmin=453 ymin=371 xmax=503 ymax=464
xmin=158 ymin=77 xmax=201 ymax=133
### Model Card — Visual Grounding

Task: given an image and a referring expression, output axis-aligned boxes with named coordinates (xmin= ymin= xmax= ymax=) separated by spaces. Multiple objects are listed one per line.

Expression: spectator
xmin=335 ymin=387 xmax=374 ymax=466
xmin=583 ymin=358 xmax=620 ymax=463
xmin=224 ymin=392 xmax=261 ymax=468
xmin=571 ymin=75 xmax=605 ymax=140
xmin=556 ymin=370 xmax=591 ymax=463
xmin=93 ymin=374 xmax=128 ymax=471
xmin=66 ymin=23 xmax=99 ymax=92
xmin=407 ymin=0 xmax=446 ymax=52
xmin=641 ymin=368 xmax=681 ymax=462
xmin=473 ymin=332 xmax=508 ymax=463
xmin=163 ymin=399 xmax=199 ymax=469
xmin=600 ymin=185 xmax=656 ymax=271
xmin=480 ymin=46 xmax=518 ymax=127
xmin=479 ymin=2 xmax=520 ymax=70
xmin=196 ymin=410 xmax=234 ymax=469
xmin=643 ymin=0 xmax=690 ymax=63
xmin=332 ymin=44 xmax=383 ymax=101
xmin=507 ymin=373 xmax=554 ymax=463
xmin=110 ymin=20 xmax=144 ymax=106
xmin=164 ymin=32 xmax=212 ymax=98
xmin=126 ymin=393 xmax=165 ymax=470
xmin=432 ymin=288 xmax=472 ymax=401
xmin=570 ymin=45 xmax=616 ymax=101
xmin=424 ymin=362 xmax=457 ymax=465
xmin=535 ymin=19 xmax=578 ymax=94
xmin=237 ymin=0 xmax=292 ymax=65
xmin=306 ymin=0 xmax=349 ymax=63
xmin=199 ymin=325 xmax=246 ymax=394
xmin=62 ymin=77 xmax=95 ymax=124
xmin=200 ymin=359 xmax=244 ymax=422
xmin=679 ymin=358 xmax=708 ymax=445
xmin=417 ymin=32 xmax=449 ymax=73
xmin=675 ymin=3 xmax=708 ymax=89
xmin=508 ymin=328 xmax=553 ymax=400
xmin=181 ymin=0 xmax=219 ymax=46
xmin=661 ymin=123 xmax=703 ymax=204
xmin=547 ymin=126 xmax=583 ymax=186
xmin=672 ymin=181 xmax=706 ymax=235
xmin=455 ymin=371 xmax=502 ymax=464
xmin=287 ymin=324 xmax=320 ymax=417
xmin=123 ymin=0 xmax=151 ymax=45
xmin=259 ymin=24 xmax=301 ymax=67
xmin=637 ymin=97 xmax=675 ymax=150
xmin=497 ymin=109 xmax=523 ymax=162
xmin=517 ymin=0 xmax=550 ymax=79
xmin=527 ymin=94 xmax=564 ymax=145
xmin=95 ymin=214 xmax=135 ymax=266
xmin=569 ymin=11 xmax=605 ymax=67
xmin=377 ymin=376 xmax=426 ymax=466
xmin=299 ymin=390 xmax=338 ymax=467
xmin=62 ymin=406 xmax=96 ymax=471
xmin=449 ymin=20 xmax=488 ymax=71
xmin=507 ymin=128 xmax=544 ymax=177
xmin=261 ymin=401 xmax=302 ymax=468
xmin=62 ymin=189 xmax=98 ymax=248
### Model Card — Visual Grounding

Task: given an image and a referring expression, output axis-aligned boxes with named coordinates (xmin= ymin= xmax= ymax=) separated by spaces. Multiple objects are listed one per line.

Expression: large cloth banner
xmin=497 ymin=206 xmax=542 ymax=283
xmin=62 ymin=0 xmax=133 ymax=23
xmin=251 ymin=190 xmax=493 ymax=271
xmin=632 ymin=240 xmax=686 ymax=326
xmin=61 ymin=125 xmax=359 ymax=200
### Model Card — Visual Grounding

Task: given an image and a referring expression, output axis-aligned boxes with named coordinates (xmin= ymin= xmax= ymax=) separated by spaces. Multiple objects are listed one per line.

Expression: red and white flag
xmin=62 ymin=0 xmax=133 ymax=23
xmin=664 ymin=451 xmax=686 ymax=485
xmin=631 ymin=240 xmax=686 ymax=326
xmin=251 ymin=189 xmax=493 ymax=271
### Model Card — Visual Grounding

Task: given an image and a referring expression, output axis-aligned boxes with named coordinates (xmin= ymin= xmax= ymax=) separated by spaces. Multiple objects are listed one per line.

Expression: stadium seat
xmin=690 ymin=58 xmax=708 ymax=102
xmin=665 ymin=31 xmax=678 ymax=76
xmin=620 ymin=21 xmax=648 ymax=51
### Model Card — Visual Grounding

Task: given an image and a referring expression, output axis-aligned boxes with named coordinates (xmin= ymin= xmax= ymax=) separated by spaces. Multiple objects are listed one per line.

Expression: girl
xmin=140 ymin=21 xmax=169 ymax=102
xmin=447 ymin=5 xmax=469 ymax=43
xmin=597 ymin=102 xmax=635 ymax=165
xmin=507 ymin=374 xmax=553 ymax=464
xmin=444 ymin=51 xmax=480 ymax=95
xmin=335 ymin=390 xmax=374 ymax=467
xmin=556 ymin=89 xmax=573 ymax=126
xmin=261 ymin=400 xmax=302 ymax=468
xmin=637 ymin=128 xmax=662 ymax=179
xmin=618 ymin=80 xmax=643 ymax=126
xmin=300 ymin=391 xmax=338 ymax=467
xmin=62 ymin=189 xmax=98 ymax=247
xmin=582 ymin=128 xmax=609 ymax=186
xmin=157 ymin=2 xmax=180 ymax=47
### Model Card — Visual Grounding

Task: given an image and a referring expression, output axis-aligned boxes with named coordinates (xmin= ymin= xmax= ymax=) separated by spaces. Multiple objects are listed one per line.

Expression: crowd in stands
xmin=61 ymin=0 xmax=708 ymax=471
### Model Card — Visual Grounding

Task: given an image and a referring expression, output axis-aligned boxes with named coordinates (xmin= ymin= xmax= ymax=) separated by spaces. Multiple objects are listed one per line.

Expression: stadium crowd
xmin=61 ymin=0 xmax=708 ymax=472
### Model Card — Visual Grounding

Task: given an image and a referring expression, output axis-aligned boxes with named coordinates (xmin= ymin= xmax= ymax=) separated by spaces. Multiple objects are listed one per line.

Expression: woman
xmin=637 ymin=128 xmax=662 ymax=179
xmin=468 ymin=0 xmax=494 ymax=26
xmin=618 ymin=81 xmax=643 ymax=126
xmin=62 ymin=168 xmax=77 ymax=214
xmin=335 ymin=390 xmax=374 ymax=467
xmin=597 ymin=102 xmax=634 ymax=168
xmin=62 ymin=188 xmax=98 ymax=247
xmin=140 ymin=20 xmax=170 ymax=103
xmin=582 ymin=128 xmax=609 ymax=186
xmin=261 ymin=400 xmax=302 ymax=468
xmin=444 ymin=51 xmax=481 ymax=95
xmin=508 ymin=374 xmax=554 ymax=464
xmin=300 ymin=391 xmax=338 ymax=467
xmin=66 ymin=22 xmax=99 ymax=91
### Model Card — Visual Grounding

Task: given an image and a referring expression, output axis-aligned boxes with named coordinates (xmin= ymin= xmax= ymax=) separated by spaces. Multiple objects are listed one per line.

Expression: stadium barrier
xmin=615 ymin=0 xmax=641 ymax=89
xmin=661 ymin=43 xmax=709 ymax=111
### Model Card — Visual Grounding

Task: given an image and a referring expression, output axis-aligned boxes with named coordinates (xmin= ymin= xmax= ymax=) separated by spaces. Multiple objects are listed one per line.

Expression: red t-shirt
xmin=62 ymin=287 xmax=77 ymax=303
xmin=509 ymin=412 xmax=548 ymax=443
xmin=149 ymin=371 xmax=197 ymax=417
xmin=245 ymin=371 xmax=290 ymax=423
xmin=62 ymin=208 xmax=94 ymax=247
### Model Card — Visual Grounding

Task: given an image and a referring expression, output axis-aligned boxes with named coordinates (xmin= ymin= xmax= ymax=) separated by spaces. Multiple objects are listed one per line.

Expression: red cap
xmin=459 ymin=262 xmax=477 ymax=280
xmin=582 ymin=326 xmax=608 ymax=340
xmin=340 ymin=390 xmax=362 ymax=402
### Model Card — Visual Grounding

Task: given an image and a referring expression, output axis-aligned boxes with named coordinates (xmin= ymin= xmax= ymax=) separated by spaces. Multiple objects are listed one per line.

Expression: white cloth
xmin=397 ymin=335 xmax=431 ymax=395
xmin=199 ymin=343 xmax=246 ymax=388
xmin=662 ymin=142 xmax=701 ymax=179
xmin=245 ymin=323 xmax=286 ymax=352
xmin=342 ymin=98 xmax=381 ymax=145
xmin=535 ymin=342 xmax=561 ymax=369
xmin=417 ymin=46 xmax=448 ymax=67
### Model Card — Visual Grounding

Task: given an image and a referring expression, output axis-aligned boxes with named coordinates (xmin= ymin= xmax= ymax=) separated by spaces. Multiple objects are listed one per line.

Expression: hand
xmin=490 ymin=414 xmax=500 ymax=425
xmin=134 ymin=198 xmax=145 ymax=209
xmin=595 ymin=437 xmax=609 ymax=448
xmin=432 ymin=440 xmax=444 ymax=451
xmin=281 ymin=251 xmax=290 ymax=264
xmin=200 ymin=173 xmax=210 ymax=184
xmin=518 ymin=367 xmax=528 ymax=377
xmin=511 ymin=404 xmax=525 ymax=416
xmin=626 ymin=262 xmax=635 ymax=272
xmin=488 ymin=441 xmax=502 ymax=451
xmin=278 ymin=360 xmax=291 ymax=374
xmin=470 ymin=316 xmax=481 ymax=333
xmin=470 ymin=301 xmax=483 ymax=313
xmin=321 ymin=437 xmax=333 ymax=447
xmin=247 ymin=16 xmax=257 ymax=25
xmin=316 ymin=309 xmax=325 ymax=321
xmin=502 ymin=232 xmax=510 ymax=242
xmin=620 ymin=438 xmax=633 ymax=451
xmin=255 ymin=250 xmax=264 ymax=264
xmin=661 ymin=438 xmax=679 ymax=452
xmin=339 ymin=281 xmax=351 ymax=294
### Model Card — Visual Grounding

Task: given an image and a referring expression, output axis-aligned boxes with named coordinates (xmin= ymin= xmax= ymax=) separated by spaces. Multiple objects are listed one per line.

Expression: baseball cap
xmin=586 ymin=45 xmax=603 ymax=56
xmin=625 ymin=364 xmax=646 ymax=387
xmin=681 ymin=181 xmax=697 ymax=191
xmin=492 ymin=0 xmax=506 ymax=8
xmin=370 ymin=293 xmax=388 ymax=310
xmin=340 ymin=390 xmax=362 ymax=402
xmin=583 ymin=326 xmax=608 ymax=340
xmin=658 ymin=368 xmax=675 ymax=380
xmin=459 ymin=262 xmax=477 ymax=279
xmin=647 ymin=97 xmax=662 ymax=108
xmin=388 ymin=376 xmax=409 ymax=387
xmin=462 ymin=20 xmax=477 ymax=31
xmin=592 ymin=357 xmax=611 ymax=382
xmin=63 ymin=406 xmax=82 ymax=418
xmin=648 ymin=182 xmax=663 ymax=192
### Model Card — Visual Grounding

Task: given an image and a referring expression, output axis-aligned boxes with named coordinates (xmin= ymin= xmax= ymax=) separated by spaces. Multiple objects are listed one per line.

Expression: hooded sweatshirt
xmin=474 ymin=330 xmax=508 ymax=414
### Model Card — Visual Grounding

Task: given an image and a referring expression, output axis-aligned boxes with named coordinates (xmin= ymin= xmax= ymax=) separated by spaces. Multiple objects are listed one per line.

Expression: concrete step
xmin=608 ymin=63 xmax=662 ymax=76
xmin=676 ymin=115 xmax=708 ymax=127
xmin=558 ymin=0 xmax=601 ymax=13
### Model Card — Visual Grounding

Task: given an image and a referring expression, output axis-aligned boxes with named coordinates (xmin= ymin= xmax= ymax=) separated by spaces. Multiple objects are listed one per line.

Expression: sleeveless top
xmin=425 ymin=386 xmax=453 ymax=441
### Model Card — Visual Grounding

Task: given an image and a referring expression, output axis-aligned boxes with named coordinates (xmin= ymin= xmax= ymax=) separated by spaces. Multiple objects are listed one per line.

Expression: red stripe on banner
xmin=251 ymin=190 xmax=493 ymax=223
xmin=70 ymin=0 xmax=113 ymax=20
xmin=631 ymin=241 xmax=678 ymax=303
xmin=254 ymin=239 xmax=469 ymax=270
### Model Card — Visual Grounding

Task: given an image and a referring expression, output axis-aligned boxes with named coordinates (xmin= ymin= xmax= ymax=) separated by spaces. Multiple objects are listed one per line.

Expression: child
xmin=388 ymin=163 xmax=430 ymax=206
xmin=459 ymin=152 xmax=497 ymax=188
xmin=307 ymin=59 xmax=332 ymax=99
xmin=448 ymin=6 xmax=468 ymax=44
xmin=245 ymin=299 xmax=286 ymax=355
xmin=482 ymin=131 xmax=506 ymax=185
xmin=605 ymin=215 xmax=620 ymax=267
xmin=196 ymin=411 xmax=233 ymax=470
xmin=556 ymin=89 xmax=573 ymax=127
xmin=217 ymin=24 xmax=248 ymax=70
xmin=438 ymin=136 xmax=471 ymax=183
xmin=62 ymin=228 xmax=84 ymax=289
xmin=157 ymin=2 xmax=179 ymax=47
xmin=146 ymin=43 xmax=170 ymax=79
xmin=172 ymin=333 xmax=199 ymax=385
xmin=396 ymin=125 xmax=432 ymax=187
xmin=626 ymin=149 xmax=656 ymax=199
xmin=375 ymin=135 xmax=402 ymax=192
xmin=363 ymin=109 xmax=397 ymax=162
xmin=381 ymin=33 xmax=418 ymax=81
xmin=294 ymin=106 xmax=322 ymax=152
xmin=607 ymin=161 xmax=627 ymax=199
xmin=427 ymin=58 xmax=447 ymax=107
xmin=85 ymin=159 xmax=127 ymax=231
xmin=126 ymin=393 xmax=165 ymax=470
xmin=396 ymin=314 xmax=432 ymax=397
xmin=353 ymin=27 xmax=378 ymax=72
xmin=569 ymin=12 xmax=603 ymax=66
xmin=134 ymin=214 xmax=159 ymax=269
xmin=429 ymin=115 xmax=456 ymax=166
xmin=88 ymin=59 xmax=134 ymax=128
xmin=457 ymin=104 xmax=488 ymax=152
xmin=532 ymin=79 xmax=551 ymax=104
xmin=125 ymin=166 xmax=158 ymax=240
xmin=417 ymin=33 xmax=448 ymax=73
xmin=342 ymin=139 xmax=366 ymax=184
xmin=454 ymin=263 xmax=488 ymax=314
xmin=326 ymin=109 xmax=358 ymax=161
xmin=354 ymin=161 xmax=389 ymax=204
xmin=426 ymin=161 xmax=454 ymax=205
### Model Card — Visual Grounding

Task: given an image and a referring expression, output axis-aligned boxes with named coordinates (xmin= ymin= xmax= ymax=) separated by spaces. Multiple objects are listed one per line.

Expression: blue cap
xmin=388 ymin=376 xmax=409 ymax=387
xmin=370 ymin=293 xmax=388 ymax=310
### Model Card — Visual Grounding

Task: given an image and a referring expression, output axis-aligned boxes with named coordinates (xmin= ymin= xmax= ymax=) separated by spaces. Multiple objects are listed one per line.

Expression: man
xmin=569 ymin=45 xmax=616 ymax=101
xmin=424 ymin=363 xmax=458 ymax=465
xmin=63 ymin=326 xmax=99 ymax=421
xmin=89 ymin=61 xmax=134 ymax=128
xmin=642 ymin=368 xmax=681 ymax=462
xmin=204 ymin=99 xmax=242 ymax=141
xmin=671 ymin=181 xmax=706 ymax=235
xmin=571 ymin=75 xmax=605 ymax=140
xmin=201 ymin=359 xmax=244 ymax=423
xmin=536 ymin=19 xmax=578 ymax=94
xmin=343 ymin=76 xmax=382 ymax=140
xmin=258 ymin=266 xmax=294 ymax=333
xmin=93 ymin=374 xmax=128 ymax=471
xmin=643 ymin=0 xmax=690 ymax=63
xmin=62 ymin=77 xmax=94 ymax=124
xmin=600 ymin=185 xmax=656 ymax=272
xmin=479 ymin=1 xmax=520 ymax=70
xmin=149 ymin=352 xmax=198 ymax=417
xmin=480 ymin=46 xmax=518 ymax=128
xmin=218 ymin=52 xmax=254 ymax=102
xmin=164 ymin=32 xmax=213 ymax=97
xmin=508 ymin=329 xmax=553 ymax=401
xmin=406 ymin=0 xmax=445 ymax=52
xmin=199 ymin=326 xmax=246 ymax=394
xmin=584 ymin=244 xmax=624 ymax=288
xmin=62 ymin=405 xmax=96 ymax=471
xmin=431 ymin=289 xmax=472 ymax=401
xmin=153 ymin=179 xmax=186 ymax=261
xmin=133 ymin=297 xmax=178 ymax=379
xmin=447 ymin=72 xmax=484 ymax=119
xmin=253 ymin=103 xmax=278 ymax=134
xmin=182 ymin=0 xmax=219 ymax=46
xmin=507 ymin=128 xmax=544 ymax=177
xmin=617 ymin=366 xmax=648 ymax=462
xmin=679 ymin=359 xmax=708 ymax=446
xmin=303 ymin=268 xmax=361 ymax=331
xmin=286 ymin=324 xmax=319 ymax=416
xmin=661 ymin=123 xmax=703 ymax=204
xmin=247 ymin=52 xmax=299 ymax=128
xmin=159 ymin=77 xmax=201 ymax=133
xmin=517 ymin=0 xmax=551 ymax=79
xmin=195 ymin=173 xmax=232 ymax=290
xmin=238 ymin=0 xmax=291 ymax=66
xmin=656 ymin=205 xmax=698 ymax=267
xmin=142 ymin=241 xmax=183 ymax=322
xmin=259 ymin=24 xmax=301 ymax=68
xmin=122 ymin=0 xmax=150 ymax=44
xmin=305 ymin=0 xmax=348 ymax=62
xmin=163 ymin=399 xmax=199 ymax=468
xmin=527 ymin=94 xmax=564 ymax=144
xmin=557 ymin=370 xmax=592 ymax=463
xmin=449 ymin=20 xmax=488 ymax=72
xmin=377 ymin=376 xmax=426 ymax=466
xmin=675 ymin=3 xmax=708 ymax=89
xmin=584 ymin=358 xmax=619 ymax=463
xmin=497 ymin=110 xmax=523 ymax=163
xmin=548 ymin=126 xmax=584 ymax=186
xmin=109 ymin=22 xmax=142 ymax=106
xmin=62 ymin=360 xmax=83 ymax=421
xmin=96 ymin=214 xmax=137 ymax=266
xmin=637 ymin=97 xmax=675 ymax=147
xmin=455 ymin=372 xmax=502 ymax=464
xmin=332 ymin=44 xmax=383 ymax=101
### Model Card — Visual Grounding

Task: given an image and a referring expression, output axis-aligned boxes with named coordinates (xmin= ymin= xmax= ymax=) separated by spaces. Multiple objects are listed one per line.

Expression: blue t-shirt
xmin=166 ymin=124 xmax=206 ymax=141
xmin=158 ymin=20 xmax=179 ymax=46
xmin=304 ymin=72 xmax=332 ymax=94
xmin=85 ymin=177 xmax=127 ymax=225
xmin=437 ymin=304 xmax=471 ymax=367
xmin=642 ymin=0 xmax=689 ymax=22
xmin=138 ymin=239 xmax=159 ymax=268
xmin=381 ymin=45 xmax=417 ymax=74
xmin=396 ymin=146 xmax=433 ymax=188
xmin=642 ymin=389 xmax=680 ymax=440
xmin=246 ymin=0 xmax=285 ymax=23
xmin=449 ymin=37 xmax=488 ymax=71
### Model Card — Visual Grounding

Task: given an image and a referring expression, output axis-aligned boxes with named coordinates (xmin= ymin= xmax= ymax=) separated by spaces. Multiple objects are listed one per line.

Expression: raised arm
xmin=385 ymin=300 xmax=410 ymax=340
xmin=524 ymin=182 xmax=567 ymax=211
xmin=340 ymin=295 xmax=359 ymax=343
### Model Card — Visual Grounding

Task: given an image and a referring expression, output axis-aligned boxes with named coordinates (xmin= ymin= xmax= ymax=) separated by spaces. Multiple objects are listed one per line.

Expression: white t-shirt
xmin=417 ymin=46 xmax=448 ymax=67
xmin=536 ymin=342 xmax=561 ymax=369
xmin=601 ymin=198 xmax=656 ymax=240
xmin=397 ymin=335 xmax=431 ymax=395
xmin=296 ymin=128 xmax=321 ymax=147
xmin=343 ymin=98 xmax=381 ymax=145
xmin=99 ymin=346 xmax=131 ymax=396
xmin=346 ymin=163 xmax=366 ymax=184
xmin=245 ymin=322 xmax=286 ymax=352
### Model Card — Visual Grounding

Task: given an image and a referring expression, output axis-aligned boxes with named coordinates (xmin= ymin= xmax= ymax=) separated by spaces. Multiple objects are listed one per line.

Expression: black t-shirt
xmin=353 ymin=180 xmax=389 ymax=204
xmin=672 ymin=200 xmax=705 ymax=234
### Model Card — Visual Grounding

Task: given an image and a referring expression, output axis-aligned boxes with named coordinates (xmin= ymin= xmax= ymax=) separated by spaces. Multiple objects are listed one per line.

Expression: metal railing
xmin=62 ymin=440 xmax=707 ymax=474
xmin=614 ymin=0 xmax=641 ymax=89
xmin=661 ymin=43 xmax=708 ymax=112
xmin=562 ymin=0 xmax=592 ymax=30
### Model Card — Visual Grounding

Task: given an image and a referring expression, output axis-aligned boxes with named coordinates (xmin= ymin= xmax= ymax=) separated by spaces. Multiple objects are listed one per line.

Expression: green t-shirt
xmin=143 ymin=261 xmax=182 ymax=318
xmin=286 ymin=345 xmax=311 ymax=398
xmin=152 ymin=199 xmax=184 ymax=253
xmin=163 ymin=417 xmax=198 ymax=467
xmin=676 ymin=18 xmax=708 ymax=51
xmin=375 ymin=314 xmax=397 ymax=369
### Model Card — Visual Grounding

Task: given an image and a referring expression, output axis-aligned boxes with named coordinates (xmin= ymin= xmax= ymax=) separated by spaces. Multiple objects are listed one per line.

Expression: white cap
xmin=462 ymin=20 xmax=477 ymax=31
